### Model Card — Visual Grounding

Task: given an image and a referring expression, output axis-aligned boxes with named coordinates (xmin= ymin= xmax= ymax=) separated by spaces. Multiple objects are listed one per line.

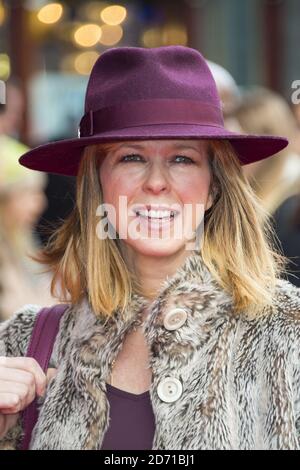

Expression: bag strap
xmin=20 ymin=303 xmax=70 ymax=450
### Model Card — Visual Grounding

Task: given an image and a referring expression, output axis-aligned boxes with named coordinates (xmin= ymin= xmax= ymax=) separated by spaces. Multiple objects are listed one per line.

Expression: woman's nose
xmin=142 ymin=162 xmax=170 ymax=194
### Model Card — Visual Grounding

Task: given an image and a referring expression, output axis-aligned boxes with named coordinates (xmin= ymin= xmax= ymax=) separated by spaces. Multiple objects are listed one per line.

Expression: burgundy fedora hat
xmin=19 ymin=45 xmax=288 ymax=176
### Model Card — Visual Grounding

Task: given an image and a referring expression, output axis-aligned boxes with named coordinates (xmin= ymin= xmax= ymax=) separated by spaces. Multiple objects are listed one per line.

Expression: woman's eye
xmin=173 ymin=155 xmax=194 ymax=164
xmin=120 ymin=154 xmax=143 ymax=162
xmin=119 ymin=154 xmax=194 ymax=164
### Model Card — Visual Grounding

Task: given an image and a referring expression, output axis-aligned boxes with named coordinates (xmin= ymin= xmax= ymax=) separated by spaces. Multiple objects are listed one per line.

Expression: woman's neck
xmin=121 ymin=247 xmax=192 ymax=299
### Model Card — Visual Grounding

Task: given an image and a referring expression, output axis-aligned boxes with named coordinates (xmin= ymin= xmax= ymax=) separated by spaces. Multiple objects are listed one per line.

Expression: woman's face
xmin=99 ymin=139 xmax=214 ymax=258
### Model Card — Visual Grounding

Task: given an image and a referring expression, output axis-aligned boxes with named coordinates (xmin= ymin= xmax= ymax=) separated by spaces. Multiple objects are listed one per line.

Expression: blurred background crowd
xmin=0 ymin=0 xmax=299 ymax=321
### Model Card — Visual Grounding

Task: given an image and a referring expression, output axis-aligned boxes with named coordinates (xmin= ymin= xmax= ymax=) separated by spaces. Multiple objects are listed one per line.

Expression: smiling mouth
xmin=133 ymin=208 xmax=180 ymax=220
xmin=134 ymin=212 xmax=180 ymax=231
xmin=136 ymin=212 xmax=176 ymax=220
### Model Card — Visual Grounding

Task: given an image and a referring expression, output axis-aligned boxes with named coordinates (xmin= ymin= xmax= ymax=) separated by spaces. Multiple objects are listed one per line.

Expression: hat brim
xmin=19 ymin=125 xmax=288 ymax=176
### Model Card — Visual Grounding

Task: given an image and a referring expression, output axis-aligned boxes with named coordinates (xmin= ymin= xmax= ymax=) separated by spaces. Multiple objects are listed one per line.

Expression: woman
xmin=0 ymin=45 xmax=299 ymax=450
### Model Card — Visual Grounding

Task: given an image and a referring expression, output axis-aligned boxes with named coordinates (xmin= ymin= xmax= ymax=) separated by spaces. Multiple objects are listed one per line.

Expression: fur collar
xmin=20 ymin=250 xmax=300 ymax=449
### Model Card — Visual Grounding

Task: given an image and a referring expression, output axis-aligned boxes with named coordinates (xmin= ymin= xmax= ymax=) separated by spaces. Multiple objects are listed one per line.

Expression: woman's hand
xmin=0 ymin=357 xmax=57 ymax=439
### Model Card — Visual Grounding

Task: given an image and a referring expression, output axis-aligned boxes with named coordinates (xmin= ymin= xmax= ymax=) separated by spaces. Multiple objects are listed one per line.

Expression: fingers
xmin=0 ymin=368 xmax=37 ymax=397
xmin=0 ymin=357 xmax=58 ymax=440
xmin=0 ymin=357 xmax=46 ymax=397
xmin=0 ymin=380 xmax=35 ymax=414
xmin=0 ymin=392 xmax=23 ymax=414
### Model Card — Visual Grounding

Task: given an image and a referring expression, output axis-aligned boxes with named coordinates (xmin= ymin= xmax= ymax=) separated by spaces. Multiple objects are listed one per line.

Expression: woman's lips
xmin=133 ymin=212 xmax=179 ymax=232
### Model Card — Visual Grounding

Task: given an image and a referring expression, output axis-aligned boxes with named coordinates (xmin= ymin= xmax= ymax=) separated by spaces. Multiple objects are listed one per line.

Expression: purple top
xmin=100 ymin=383 xmax=156 ymax=450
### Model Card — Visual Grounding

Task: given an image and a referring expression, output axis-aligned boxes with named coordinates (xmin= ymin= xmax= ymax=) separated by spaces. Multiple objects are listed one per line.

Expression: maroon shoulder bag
xmin=19 ymin=304 xmax=70 ymax=450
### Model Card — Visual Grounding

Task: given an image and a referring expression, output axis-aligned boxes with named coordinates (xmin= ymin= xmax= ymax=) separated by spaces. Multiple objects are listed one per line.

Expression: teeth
xmin=136 ymin=209 xmax=175 ymax=218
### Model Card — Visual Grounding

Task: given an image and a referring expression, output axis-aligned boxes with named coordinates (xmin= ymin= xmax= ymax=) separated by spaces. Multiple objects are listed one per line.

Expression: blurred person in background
xmin=272 ymin=193 xmax=300 ymax=287
xmin=235 ymin=87 xmax=300 ymax=214
xmin=0 ymin=80 xmax=24 ymax=140
xmin=0 ymin=82 xmax=56 ymax=321
xmin=235 ymin=87 xmax=300 ymax=287
xmin=293 ymin=102 xmax=300 ymax=128
xmin=207 ymin=60 xmax=244 ymax=133
xmin=292 ymin=102 xmax=300 ymax=156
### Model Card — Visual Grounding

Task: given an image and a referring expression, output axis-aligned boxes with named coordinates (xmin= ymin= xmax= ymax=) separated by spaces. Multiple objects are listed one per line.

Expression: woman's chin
xmin=124 ymin=238 xmax=187 ymax=258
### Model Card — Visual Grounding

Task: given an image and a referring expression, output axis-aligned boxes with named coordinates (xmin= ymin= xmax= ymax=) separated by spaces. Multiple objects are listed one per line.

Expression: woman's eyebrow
xmin=171 ymin=144 xmax=202 ymax=151
xmin=113 ymin=143 xmax=202 ymax=151
xmin=115 ymin=143 xmax=147 ymax=150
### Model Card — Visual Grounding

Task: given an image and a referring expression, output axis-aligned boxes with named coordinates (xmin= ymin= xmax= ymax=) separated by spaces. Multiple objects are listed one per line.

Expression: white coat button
xmin=163 ymin=308 xmax=188 ymax=330
xmin=157 ymin=377 xmax=183 ymax=403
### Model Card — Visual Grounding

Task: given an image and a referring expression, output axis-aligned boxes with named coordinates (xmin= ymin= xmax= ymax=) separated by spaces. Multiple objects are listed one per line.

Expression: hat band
xmin=78 ymin=99 xmax=224 ymax=137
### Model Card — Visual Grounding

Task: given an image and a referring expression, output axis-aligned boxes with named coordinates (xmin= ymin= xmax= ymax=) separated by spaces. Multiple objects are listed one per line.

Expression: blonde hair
xmin=34 ymin=140 xmax=289 ymax=320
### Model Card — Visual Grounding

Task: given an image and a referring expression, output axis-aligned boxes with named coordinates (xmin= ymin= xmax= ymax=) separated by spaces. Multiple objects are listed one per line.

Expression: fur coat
xmin=0 ymin=251 xmax=299 ymax=450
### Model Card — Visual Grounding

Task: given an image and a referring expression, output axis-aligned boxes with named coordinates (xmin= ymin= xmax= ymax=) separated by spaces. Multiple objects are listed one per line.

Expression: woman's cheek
xmin=179 ymin=183 xmax=211 ymax=229
xmin=101 ymin=183 xmax=131 ymax=236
